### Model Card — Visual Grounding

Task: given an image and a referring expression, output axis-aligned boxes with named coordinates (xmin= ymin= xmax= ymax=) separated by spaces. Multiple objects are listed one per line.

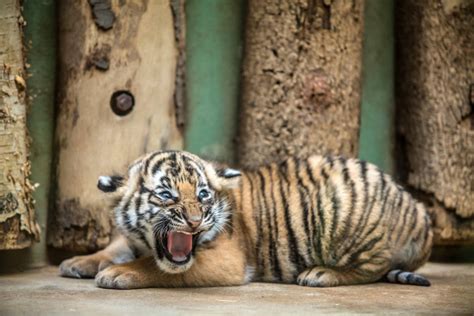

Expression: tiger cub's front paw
xmin=60 ymin=253 xmax=113 ymax=279
xmin=95 ymin=265 xmax=145 ymax=289
xmin=297 ymin=267 xmax=341 ymax=287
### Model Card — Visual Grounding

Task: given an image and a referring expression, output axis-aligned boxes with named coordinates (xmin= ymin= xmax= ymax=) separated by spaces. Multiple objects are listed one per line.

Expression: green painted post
xmin=184 ymin=0 xmax=244 ymax=162
xmin=24 ymin=0 xmax=56 ymax=267
xmin=358 ymin=0 xmax=395 ymax=174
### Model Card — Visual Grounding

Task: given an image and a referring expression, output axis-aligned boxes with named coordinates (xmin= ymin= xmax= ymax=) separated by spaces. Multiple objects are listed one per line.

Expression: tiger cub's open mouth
xmin=162 ymin=231 xmax=200 ymax=264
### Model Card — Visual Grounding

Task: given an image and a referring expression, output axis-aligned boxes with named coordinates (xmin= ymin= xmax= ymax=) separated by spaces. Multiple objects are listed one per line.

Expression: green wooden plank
xmin=358 ymin=0 xmax=395 ymax=174
xmin=184 ymin=0 xmax=244 ymax=162
xmin=24 ymin=0 xmax=56 ymax=266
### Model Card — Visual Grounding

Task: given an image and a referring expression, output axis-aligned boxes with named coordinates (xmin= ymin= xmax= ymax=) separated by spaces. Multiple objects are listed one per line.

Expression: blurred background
xmin=0 ymin=0 xmax=473 ymax=271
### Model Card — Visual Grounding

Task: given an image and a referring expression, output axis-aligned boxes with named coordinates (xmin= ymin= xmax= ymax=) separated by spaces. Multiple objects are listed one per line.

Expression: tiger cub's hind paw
xmin=297 ymin=267 xmax=341 ymax=287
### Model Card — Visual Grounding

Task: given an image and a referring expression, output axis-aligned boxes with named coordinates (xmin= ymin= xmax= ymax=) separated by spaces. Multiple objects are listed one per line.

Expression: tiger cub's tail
xmin=385 ymin=269 xmax=431 ymax=286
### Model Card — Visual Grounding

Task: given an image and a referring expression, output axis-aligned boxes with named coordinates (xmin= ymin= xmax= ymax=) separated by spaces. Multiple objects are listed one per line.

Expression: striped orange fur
xmin=60 ymin=150 xmax=433 ymax=288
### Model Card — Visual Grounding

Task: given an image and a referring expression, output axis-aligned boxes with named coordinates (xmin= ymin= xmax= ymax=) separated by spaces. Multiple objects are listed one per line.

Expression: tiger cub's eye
xmin=157 ymin=191 xmax=173 ymax=201
xmin=198 ymin=189 xmax=211 ymax=201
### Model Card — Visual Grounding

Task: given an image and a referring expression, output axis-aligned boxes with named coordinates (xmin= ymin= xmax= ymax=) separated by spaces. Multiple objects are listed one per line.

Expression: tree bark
xmin=0 ymin=0 xmax=40 ymax=249
xmin=396 ymin=0 xmax=474 ymax=244
xmin=238 ymin=0 xmax=364 ymax=168
xmin=49 ymin=0 xmax=183 ymax=252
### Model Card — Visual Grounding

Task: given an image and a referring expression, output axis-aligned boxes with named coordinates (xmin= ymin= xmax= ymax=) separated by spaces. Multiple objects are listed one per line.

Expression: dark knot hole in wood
xmin=110 ymin=90 xmax=135 ymax=116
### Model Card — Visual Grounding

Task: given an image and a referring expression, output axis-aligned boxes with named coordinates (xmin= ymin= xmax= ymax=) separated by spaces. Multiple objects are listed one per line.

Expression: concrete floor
xmin=0 ymin=263 xmax=473 ymax=315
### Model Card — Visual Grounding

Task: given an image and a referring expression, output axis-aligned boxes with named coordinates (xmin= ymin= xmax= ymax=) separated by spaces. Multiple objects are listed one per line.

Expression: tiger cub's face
xmin=97 ymin=151 xmax=241 ymax=274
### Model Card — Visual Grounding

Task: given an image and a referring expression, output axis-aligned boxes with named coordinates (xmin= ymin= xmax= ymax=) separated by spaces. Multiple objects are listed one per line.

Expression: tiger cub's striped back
xmin=236 ymin=155 xmax=433 ymax=286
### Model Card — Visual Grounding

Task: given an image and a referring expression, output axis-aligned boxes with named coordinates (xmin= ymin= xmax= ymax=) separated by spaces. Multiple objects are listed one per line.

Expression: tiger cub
xmin=60 ymin=150 xmax=433 ymax=289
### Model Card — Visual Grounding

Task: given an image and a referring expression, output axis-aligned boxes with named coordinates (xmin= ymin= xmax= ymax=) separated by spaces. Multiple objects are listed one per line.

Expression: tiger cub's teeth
xmin=176 ymin=231 xmax=199 ymax=235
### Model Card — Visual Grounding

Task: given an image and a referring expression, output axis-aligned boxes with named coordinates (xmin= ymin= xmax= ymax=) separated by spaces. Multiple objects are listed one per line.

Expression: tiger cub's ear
xmin=98 ymin=156 xmax=144 ymax=193
xmin=97 ymin=175 xmax=124 ymax=193
xmin=204 ymin=163 xmax=241 ymax=191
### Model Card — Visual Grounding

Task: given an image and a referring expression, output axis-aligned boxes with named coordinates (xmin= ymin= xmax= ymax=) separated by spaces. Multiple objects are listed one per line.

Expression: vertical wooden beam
xmin=239 ymin=0 xmax=365 ymax=168
xmin=0 ymin=0 xmax=40 ymax=250
xmin=396 ymin=0 xmax=474 ymax=244
xmin=49 ymin=0 xmax=183 ymax=252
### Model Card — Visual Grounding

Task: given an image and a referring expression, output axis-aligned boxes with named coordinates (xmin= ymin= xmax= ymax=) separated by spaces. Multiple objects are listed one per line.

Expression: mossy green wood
xmin=358 ymin=0 xmax=395 ymax=174
xmin=24 ymin=0 xmax=56 ymax=266
xmin=184 ymin=0 xmax=244 ymax=163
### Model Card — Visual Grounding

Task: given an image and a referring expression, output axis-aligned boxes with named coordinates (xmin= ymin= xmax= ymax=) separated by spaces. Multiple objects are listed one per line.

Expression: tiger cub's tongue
xmin=167 ymin=231 xmax=193 ymax=262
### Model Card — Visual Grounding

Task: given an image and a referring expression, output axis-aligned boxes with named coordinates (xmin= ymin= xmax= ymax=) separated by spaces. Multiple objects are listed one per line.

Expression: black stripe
xmin=303 ymin=269 xmax=312 ymax=280
xmin=222 ymin=199 xmax=234 ymax=237
xmin=160 ymin=176 xmax=172 ymax=190
xmin=254 ymin=172 xmax=266 ymax=276
xmin=353 ymin=177 xmax=390 ymax=252
xmin=401 ymin=202 xmax=418 ymax=245
xmin=405 ymin=272 xmax=415 ymax=283
xmin=394 ymin=270 xmax=404 ymax=283
xmin=410 ymin=205 xmax=419 ymax=233
xmin=246 ymin=174 xmax=260 ymax=273
xmin=151 ymin=158 xmax=166 ymax=176
xmin=316 ymin=163 xmax=331 ymax=264
xmin=121 ymin=198 xmax=132 ymax=229
xmin=392 ymin=270 xmax=403 ymax=283
xmin=339 ymin=159 xmax=357 ymax=244
xmin=153 ymin=229 xmax=165 ymax=260
xmin=423 ymin=213 xmax=431 ymax=244
xmin=305 ymin=161 xmax=323 ymax=264
xmin=353 ymin=160 xmax=369 ymax=234
xmin=395 ymin=195 xmax=411 ymax=244
xmin=122 ymin=196 xmax=152 ymax=250
xmin=346 ymin=165 xmax=381 ymax=251
xmin=349 ymin=234 xmax=384 ymax=265
xmin=169 ymin=152 xmax=177 ymax=163
xmin=138 ymin=177 xmax=148 ymax=194
xmin=287 ymin=159 xmax=310 ymax=271
xmin=135 ymin=194 xmax=143 ymax=213
xmin=387 ymin=190 xmax=403 ymax=242
xmin=353 ymin=169 xmax=390 ymax=253
xmin=136 ymin=229 xmax=152 ymax=250
xmin=295 ymin=160 xmax=312 ymax=266
xmin=268 ymin=166 xmax=283 ymax=281
xmin=414 ymin=212 xmax=430 ymax=244
xmin=328 ymin=159 xmax=344 ymax=245
xmin=144 ymin=151 xmax=162 ymax=175
xmin=249 ymin=174 xmax=263 ymax=277
xmin=279 ymin=160 xmax=301 ymax=276
xmin=357 ymin=253 xmax=391 ymax=274
xmin=315 ymin=271 xmax=325 ymax=278
xmin=131 ymin=195 xmax=151 ymax=249
xmin=326 ymin=156 xmax=334 ymax=169
xmin=148 ymin=198 xmax=161 ymax=207
xmin=324 ymin=160 xmax=341 ymax=254
xmin=329 ymin=187 xmax=340 ymax=242
xmin=257 ymin=169 xmax=276 ymax=279
xmin=315 ymin=189 xmax=325 ymax=265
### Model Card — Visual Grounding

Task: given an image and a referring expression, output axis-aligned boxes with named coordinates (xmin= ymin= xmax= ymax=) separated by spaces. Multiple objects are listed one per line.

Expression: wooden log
xmin=396 ymin=0 xmax=474 ymax=244
xmin=0 ymin=0 xmax=40 ymax=249
xmin=238 ymin=0 xmax=364 ymax=168
xmin=49 ymin=0 xmax=183 ymax=252
xmin=441 ymin=0 xmax=474 ymax=13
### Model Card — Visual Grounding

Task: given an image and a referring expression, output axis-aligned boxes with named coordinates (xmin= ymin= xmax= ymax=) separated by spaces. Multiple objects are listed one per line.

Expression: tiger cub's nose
xmin=185 ymin=215 xmax=202 ymax=229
